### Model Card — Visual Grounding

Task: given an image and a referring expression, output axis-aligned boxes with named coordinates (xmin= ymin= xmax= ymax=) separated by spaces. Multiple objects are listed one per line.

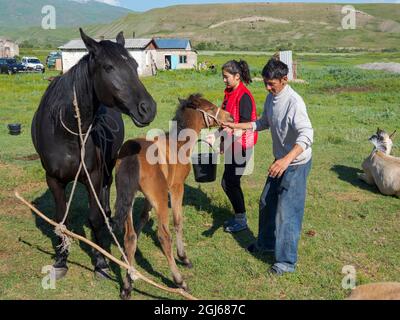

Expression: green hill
xmin=1 ymin=2 xmax=399 ymax=51
xmin=0 ymin=0 xmax=132 ymax=47
xmin=0 ymin=0 xmax=132 ymax=28
xmin=90 ymin=3 xmax=400 ymax=52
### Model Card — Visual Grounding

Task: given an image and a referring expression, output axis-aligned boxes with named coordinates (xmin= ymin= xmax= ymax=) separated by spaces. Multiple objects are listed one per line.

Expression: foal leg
xmin=46 ymin=174 xmax=69 ymax=279
xmin=157 ymin=202 xmax=188 ymax=290
xmin=170 ymin=184 xmax=192 ymax=268
xmin=121 ymin=210 xmax=138 ymax=300
xmin=141 ymin=175 xmax=187 ymax=290
xmin=135 ymin=198 xmax=152 ymax=238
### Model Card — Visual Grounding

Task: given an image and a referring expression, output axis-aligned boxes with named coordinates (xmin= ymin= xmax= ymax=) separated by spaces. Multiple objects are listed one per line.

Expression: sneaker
xmin=223 ymin=217 xmax=236 ymax=227
xmin=247 ymin=243 xmax=274 ymax=255
xmin=268 ymin=265 xmax=286 ymax=277
xmin=224 ymin=220 xmax=248 ymax=233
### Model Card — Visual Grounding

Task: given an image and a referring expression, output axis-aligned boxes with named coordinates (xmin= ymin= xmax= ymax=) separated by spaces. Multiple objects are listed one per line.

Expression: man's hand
xmin=268 ymin=158 xmax=291 ymax=178
xmin=268 ymin=144 xmax=305 ymax=178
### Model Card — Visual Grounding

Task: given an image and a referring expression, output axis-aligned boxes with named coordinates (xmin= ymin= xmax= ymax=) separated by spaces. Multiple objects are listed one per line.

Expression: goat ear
xmin=178 ymin=98 xmax=185 ymax=105
xmin=390 ymin=130 xmax=397 ymax=139
xmin=116 ymin=31 xmax=125 ymax=47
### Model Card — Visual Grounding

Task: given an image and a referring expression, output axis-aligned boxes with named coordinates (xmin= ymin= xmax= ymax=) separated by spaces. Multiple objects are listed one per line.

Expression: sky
xmin=93 ymin=0 xmax=399 ymax=12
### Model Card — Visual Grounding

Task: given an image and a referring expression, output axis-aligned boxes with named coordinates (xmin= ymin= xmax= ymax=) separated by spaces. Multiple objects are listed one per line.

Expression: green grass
xmin=0 ymin=50 xmax=399 ymax=300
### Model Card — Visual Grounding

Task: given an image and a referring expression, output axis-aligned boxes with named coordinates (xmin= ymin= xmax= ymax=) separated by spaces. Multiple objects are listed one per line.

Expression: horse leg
xmin=157 ymin=203 xmax=188 ymax=291
xmin=85 ymin=172 xmax=112 ymax=279
xmin=46 ymin=174 xmax=69 ymax=280
xmin=170 ymin=184 xmax=192 ymax=268
xmin=120 ymin=210 xmax=138 ymax=300
xmin=135 ymin=198 xmax=152 ymax=238
xmin=101 ymin=173 xmax=113 ymax=218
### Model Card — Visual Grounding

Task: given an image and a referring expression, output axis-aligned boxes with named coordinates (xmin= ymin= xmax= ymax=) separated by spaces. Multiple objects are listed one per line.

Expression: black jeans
xmin=221 ymin=148 xmax=250 ymax=214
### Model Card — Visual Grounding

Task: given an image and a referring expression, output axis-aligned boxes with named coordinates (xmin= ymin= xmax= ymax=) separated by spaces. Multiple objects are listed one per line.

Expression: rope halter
xmin=197 ymin=107 xmax=222 ymax=129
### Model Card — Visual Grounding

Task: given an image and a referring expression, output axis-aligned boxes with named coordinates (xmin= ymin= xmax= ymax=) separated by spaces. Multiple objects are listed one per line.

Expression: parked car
xmin=46 ymin=51 xmax=62 ymax=69
xmin=0 ymin=58 xmax=27 ymax=75
xmin=21 ymin=57 xmax=45 ymax=73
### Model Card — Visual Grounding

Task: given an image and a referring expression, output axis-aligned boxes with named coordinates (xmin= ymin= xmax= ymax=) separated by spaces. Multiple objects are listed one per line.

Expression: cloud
xmin=95 ymin=0 xmax=121 ymax=5
xmin=71 ymin=0 xmax=121 ymax=6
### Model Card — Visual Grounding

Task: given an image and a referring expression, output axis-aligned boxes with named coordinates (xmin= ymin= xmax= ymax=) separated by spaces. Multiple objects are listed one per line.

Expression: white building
xmin=0 ymin=38 xmax=19 ymax=58
xmin=59 ymin=37 xmax=197 ymax=76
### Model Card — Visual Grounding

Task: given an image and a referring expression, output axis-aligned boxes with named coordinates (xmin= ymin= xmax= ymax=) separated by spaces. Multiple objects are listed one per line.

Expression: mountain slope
xmin=91 ymin=3 xmax=400 ymax=51
xmin=0 ymin=0 xmax=132 ymax=29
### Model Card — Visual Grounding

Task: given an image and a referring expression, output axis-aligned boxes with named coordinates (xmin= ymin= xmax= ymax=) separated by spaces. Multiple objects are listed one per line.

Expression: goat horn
xmin=390 ymin=130 xmax=397 ymax=139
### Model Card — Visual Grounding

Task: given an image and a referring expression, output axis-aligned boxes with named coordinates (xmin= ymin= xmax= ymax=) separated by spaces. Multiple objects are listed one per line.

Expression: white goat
xmin=359 ymin=128 xmax=400 ymax=197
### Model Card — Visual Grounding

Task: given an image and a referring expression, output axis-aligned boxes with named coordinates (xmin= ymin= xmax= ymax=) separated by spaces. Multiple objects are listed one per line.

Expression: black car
xmin=0 ymin=58 xmax=27 ymax=75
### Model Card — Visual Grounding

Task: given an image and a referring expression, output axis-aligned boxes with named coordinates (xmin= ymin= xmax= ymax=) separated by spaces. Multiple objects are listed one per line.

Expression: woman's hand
xmin=205 ymin=133 xmax=216 ymax=146
xmin=221 ymin=121 xmax=234 ymax=129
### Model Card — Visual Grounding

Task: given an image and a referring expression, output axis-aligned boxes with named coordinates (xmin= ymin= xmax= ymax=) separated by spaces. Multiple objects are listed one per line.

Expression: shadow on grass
xmin=30 ymin=185 xmax=118 ymax=282
xmin=183 ymin=184 xmax=275 ymax=266
xmin=136 ymin=183 xmax=274 ymax=275
xmin=330 ymin=164 xmax=380 ymax=194
xmin=30 ymin=185 xmax=177 ymax=300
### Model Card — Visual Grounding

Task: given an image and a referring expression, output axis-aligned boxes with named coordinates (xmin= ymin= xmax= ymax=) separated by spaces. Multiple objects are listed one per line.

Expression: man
xmin=223 ymin=58 xmax=314 ymax=276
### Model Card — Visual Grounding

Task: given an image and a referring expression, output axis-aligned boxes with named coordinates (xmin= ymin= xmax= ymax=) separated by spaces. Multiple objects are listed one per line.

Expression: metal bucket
xmin=191 ymin=140 xmax=218 ymax=183
xmin=8 ymin=123 xmax=21 ymax=136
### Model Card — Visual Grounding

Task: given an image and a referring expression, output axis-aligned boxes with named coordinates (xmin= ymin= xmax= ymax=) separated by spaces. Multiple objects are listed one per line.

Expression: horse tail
xmin=114 ymin=141 xmax=141 ymax=232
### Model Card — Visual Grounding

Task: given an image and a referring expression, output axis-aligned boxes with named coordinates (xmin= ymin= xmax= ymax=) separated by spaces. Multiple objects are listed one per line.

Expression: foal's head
xmin=79 ymin=28 xmax=157 ymax=127
xmin=369 ymin=128 xmax=396 ymax=155
xmin=175 ymin=94 xmax=233 ymax=131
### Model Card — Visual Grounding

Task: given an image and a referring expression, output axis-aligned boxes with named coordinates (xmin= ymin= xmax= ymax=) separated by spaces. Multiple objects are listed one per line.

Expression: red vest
xmin=222 ymin=82 xmax=258 ymax=149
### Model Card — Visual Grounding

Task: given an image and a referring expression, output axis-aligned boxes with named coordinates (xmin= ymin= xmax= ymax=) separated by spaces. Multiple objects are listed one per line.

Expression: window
xmin=179 ymin=55 xmax=187 ymax=64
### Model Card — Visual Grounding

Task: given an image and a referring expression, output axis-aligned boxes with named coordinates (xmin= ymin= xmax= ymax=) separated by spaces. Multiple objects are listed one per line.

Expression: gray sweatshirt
xmin=253 ymin=85 xmax=313 ymax=166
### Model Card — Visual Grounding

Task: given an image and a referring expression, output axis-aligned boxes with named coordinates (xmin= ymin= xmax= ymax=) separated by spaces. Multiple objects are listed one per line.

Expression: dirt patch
xmin=379 ymin=20 xmax=400 ymax=33
xmin=328 ymin=191 xmax=376 ymax=203
xmin=14 ymin=154 xmax=40 ymax=161
xmin=357 ymin=62 xmax=400 ymax=74
xmin=209 ymin=16 xmax=290 ymax=29
xmin=324 ymin=86 xmax=374 ymax=94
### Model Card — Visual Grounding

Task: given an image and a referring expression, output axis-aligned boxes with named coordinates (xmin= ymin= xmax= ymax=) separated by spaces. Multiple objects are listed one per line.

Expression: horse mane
xmin=172 ymin=93 xmax=203 ymax=132
xmin=41 ymin=54 xmax=96 ymax=123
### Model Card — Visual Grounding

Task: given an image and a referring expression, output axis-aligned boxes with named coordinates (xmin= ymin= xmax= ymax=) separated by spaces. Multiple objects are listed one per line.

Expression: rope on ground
xmin=18 ymin=86 xmax=198 ymax=300
xmin=15 ymin=192 xmax=197 ymax=300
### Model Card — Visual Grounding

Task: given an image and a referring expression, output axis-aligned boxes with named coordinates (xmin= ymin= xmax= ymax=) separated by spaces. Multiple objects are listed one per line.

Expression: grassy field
xmin=0 ymin=51 xmax=399 ymax=300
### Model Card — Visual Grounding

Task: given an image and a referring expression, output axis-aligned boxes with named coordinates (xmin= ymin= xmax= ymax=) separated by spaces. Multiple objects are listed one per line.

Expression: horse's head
xmin=177 ymin=94 xmax=233 ymax=129
xmin=369 ymin=128 xmax=396 ymax=155
xmin=80 ymin=28 xmax=157 ymax=127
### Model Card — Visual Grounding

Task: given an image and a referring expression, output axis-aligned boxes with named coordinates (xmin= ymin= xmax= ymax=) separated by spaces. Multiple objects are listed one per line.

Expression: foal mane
xmin=172 ymin=93 xmax=203 ymax=132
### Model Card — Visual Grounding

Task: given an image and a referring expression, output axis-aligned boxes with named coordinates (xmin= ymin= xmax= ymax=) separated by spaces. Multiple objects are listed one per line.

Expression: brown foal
xmin=114 ymin=94 xmax=233 ymax=299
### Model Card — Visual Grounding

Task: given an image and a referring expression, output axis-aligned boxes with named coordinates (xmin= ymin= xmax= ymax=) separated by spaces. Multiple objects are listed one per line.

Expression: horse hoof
xmin=120 ymin=289 xmax=132 ymax=300
xmin=184 ymin=261 xmax=193 ymax=269
xmin=179 ymin=281 xmax=189 ymax=292
xmin=53 ymin=267 xmax=68 ymax=280
xmin=95 ymin=268 xmax=112 ymax=280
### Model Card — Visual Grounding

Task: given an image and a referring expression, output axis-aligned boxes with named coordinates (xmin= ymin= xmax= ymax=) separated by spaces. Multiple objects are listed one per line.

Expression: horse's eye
xmin=103 ymin=65 xmax=114 ymax=73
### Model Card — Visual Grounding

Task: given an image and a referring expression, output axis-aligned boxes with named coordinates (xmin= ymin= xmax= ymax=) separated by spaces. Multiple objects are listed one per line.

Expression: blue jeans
xmin=257 ymin=159 xmax=312 ymax=273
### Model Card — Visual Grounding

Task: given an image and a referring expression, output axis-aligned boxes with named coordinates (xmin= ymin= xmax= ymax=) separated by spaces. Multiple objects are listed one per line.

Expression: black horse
xmin=31 ymin=29 xmax=157 ymax=279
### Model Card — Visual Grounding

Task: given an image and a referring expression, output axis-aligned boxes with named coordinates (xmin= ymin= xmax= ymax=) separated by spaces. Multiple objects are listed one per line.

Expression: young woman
xmin=213 ymin=60 xmax=258 ymax=233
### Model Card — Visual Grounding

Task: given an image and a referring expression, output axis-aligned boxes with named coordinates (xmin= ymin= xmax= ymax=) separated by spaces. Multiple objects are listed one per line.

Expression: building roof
xmin=59 ymin=38 xmax=153 ymax=50
xmin=153 ymin=38 xmax=191 ymax=50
